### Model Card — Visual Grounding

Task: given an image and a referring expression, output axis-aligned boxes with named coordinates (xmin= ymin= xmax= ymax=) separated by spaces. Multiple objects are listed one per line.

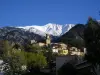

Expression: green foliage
xmin=84 ymin=18 xmax=100 ymax=65
xmin=3 ymin=49 xmax=26 ymax=75
xmin=13 ymin=43 xmax=22 ymax=50
xmin=24 ymin=43 xmax=43 ymax=53
xmin=25 ymin=52 xmax=47 ymax=69
xmin=0 ymin=40 xmax=8 ymax=57
xmin=2 ymin=41 xmax=47 ymax=75
xmin=3 ymin=40 xmax=13 ymax=57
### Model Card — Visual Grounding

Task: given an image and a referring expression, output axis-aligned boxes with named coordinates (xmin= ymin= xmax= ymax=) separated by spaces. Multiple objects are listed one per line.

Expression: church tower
xmin=46 ymin=34 xmax=51 ymax=46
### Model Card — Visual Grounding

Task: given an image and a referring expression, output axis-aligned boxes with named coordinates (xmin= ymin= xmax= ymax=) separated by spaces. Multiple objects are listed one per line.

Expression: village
xmin=32 ymin=34 xmax=86 ymax=56
xmin=0 ymin=33 xmax=88 ymax=75
xmin=30 ymin=34 xmax=87 ymax=73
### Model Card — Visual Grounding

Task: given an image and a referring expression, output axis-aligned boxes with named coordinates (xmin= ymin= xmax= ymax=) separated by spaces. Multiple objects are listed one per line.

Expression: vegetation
xmin=84 ymin=18 xmax=100 ymax=75
xmin=1 ymin=17 xmax=100 ymax=75
xmin=60 ymin=24 xmax=85 ymax=49
xmin=24 ymin=43 xmax=42 ymax=53
xmin=25 ymin=52 xmax=47 ymax=73
xmin=3 ymin=51 xmax=26 ymax=75
xmin=1 ymin=40 xmax=47 ymax=75
xmin=2 ymin=41 xmax=25 ymax=75
xmin=58 ymin=18 xmax=100 ymax=75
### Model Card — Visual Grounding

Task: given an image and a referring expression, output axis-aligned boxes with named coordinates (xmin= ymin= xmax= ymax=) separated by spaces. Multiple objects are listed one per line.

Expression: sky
xmin=0 ymin=0 xmax=100 ymax=27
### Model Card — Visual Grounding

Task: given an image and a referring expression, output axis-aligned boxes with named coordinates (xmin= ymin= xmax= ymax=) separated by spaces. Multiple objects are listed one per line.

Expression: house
xmin=58 ymin=49 xmax=68 ymax=55
xmin=51 ymin=43 xmax=69 ymax=55
xmin=52 ymin=48 xmax=58 ymax=53
xmin=60 ymin=43 xmax=67 ymax=49
xmin=31 ymin=39 xmax=37 ymax=44
xmin=69 ymin=47 xmax=84 ymax=56
xmin=51 ymin=43 xmax=59 ymax=53
xmin=38 ymin=42 xmax=46 ymax=47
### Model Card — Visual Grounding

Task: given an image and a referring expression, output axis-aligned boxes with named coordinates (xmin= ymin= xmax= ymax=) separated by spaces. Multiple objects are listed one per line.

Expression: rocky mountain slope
xmin=0 ymin=27 xmax=45 ymax=44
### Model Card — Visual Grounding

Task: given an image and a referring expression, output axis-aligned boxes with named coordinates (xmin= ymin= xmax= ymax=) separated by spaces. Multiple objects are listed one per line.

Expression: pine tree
xmin=84 ymin=17 xmax=100 ymax=75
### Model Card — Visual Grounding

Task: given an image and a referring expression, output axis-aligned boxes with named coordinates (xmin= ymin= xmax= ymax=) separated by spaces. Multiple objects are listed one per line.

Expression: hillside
xmin=0 ymin=27 xmax=45 ymax=44
xmin=59 ymin=24 xmax=86 ymax=48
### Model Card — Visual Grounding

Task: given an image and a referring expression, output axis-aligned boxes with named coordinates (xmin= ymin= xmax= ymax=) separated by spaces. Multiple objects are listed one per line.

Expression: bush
xmin=25 ymin=52 xmax=47 ymax=73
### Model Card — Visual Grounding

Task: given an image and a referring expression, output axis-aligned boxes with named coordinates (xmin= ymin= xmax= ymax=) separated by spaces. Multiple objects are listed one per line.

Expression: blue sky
xmin=0 ymin=0 xmax=100 ymax=27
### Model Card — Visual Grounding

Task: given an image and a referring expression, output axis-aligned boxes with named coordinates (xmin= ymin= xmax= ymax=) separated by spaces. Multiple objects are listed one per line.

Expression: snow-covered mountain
xmin=17 ymin=23 xmax=75 ymax=36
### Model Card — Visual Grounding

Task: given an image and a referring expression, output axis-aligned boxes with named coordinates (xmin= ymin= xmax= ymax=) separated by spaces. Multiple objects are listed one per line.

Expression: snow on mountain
xmin=17 ymin=23 xmax=75 ymax=36
xmin=18 ymin=26 xmax=46 ymax=36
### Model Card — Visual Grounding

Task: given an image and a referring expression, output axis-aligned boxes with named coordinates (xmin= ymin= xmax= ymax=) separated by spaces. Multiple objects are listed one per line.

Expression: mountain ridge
xmin=17 ymin=23 xmax=75 ymax=36
xmin=0 ymin=23 xmax=85 ymax=47
xmin=0 ymin=26 xmax=45 ymax=44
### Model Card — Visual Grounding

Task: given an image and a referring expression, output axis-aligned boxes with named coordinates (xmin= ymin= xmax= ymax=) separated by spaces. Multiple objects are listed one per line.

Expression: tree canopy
xmin=84 ymin=18 xmax=100 ymax=65
xmin=2 ymin=41 xmax=47 ymax=75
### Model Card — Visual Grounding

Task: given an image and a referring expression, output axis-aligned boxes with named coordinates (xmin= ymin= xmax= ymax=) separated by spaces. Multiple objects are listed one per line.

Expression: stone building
xmin=46 ymin=34 xmax=51 ymax=46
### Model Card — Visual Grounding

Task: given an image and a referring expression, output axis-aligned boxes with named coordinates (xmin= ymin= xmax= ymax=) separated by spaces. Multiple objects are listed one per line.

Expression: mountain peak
xmin=17 ymin=23 xmax=75 ymax=36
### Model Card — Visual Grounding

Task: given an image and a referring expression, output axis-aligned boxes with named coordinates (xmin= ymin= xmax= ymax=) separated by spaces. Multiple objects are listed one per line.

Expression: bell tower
xmin=46 ymin=34 xmax=51 ymax=46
